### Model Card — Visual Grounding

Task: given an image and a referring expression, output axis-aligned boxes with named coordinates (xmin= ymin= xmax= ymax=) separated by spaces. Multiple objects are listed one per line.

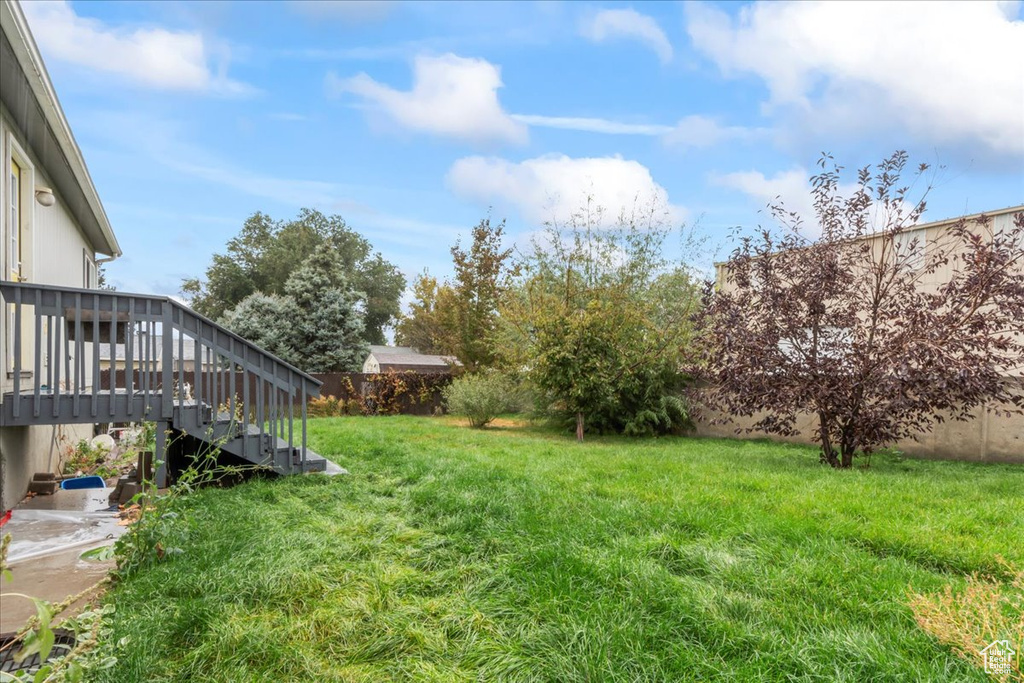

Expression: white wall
xmin=1 ymin=105 xmax=93 ymax=289
xmin=1 ymin=104 xmax=99 ymax=510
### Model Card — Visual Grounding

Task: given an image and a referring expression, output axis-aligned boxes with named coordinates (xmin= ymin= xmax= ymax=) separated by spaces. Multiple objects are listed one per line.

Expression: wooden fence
xmin=100 ymin=369 xmax=450 ymax=417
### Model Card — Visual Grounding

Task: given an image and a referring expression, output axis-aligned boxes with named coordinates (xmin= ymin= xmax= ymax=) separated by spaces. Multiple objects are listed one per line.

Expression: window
xmin=6 ymin=157 xmax=24 ymax=374
xmin=992 ymin=212 xmax=1024 ymax=252
xmin=9 ymin=157 xmax=21 ymax=281
xmin=6 ymin=136 xmax=33 ymax=283
xmin=779 ymin=326 xmax=852 ymax=364
xmin=83 ymin=250 xmax=97 ymax=289
xmin=5 ymin=137 xmax=34 ymax=377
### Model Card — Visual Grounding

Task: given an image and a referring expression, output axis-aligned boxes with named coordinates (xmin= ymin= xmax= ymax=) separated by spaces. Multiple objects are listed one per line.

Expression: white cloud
xmin=509 ymin=113 xmax=765 ymax=148
xmin=687 ymin=1 xmax=1024 ymax=158
xmin=21 ymin=0 xmax=250 ymax=95
xmin=511 ymin=114 xmax=672 ymax=136
xmin=446 ymin=154 xmax=686 ymax=225
xmin=580 ymin=8 xmax=674 ymax=64
xmin=664 ymin=115 xmax=765 ymax=149
xmin=327 ymin=54 xmax=527 ymax=145
xmin=712 ymin=166 xmax=904 ymax=236
xmin=713 ymin=168 xmax=816 ymax=227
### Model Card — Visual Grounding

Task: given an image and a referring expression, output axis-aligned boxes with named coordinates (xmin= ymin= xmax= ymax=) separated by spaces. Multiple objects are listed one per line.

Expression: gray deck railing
xmin=1 ymin=281 xmax=321 ymax=479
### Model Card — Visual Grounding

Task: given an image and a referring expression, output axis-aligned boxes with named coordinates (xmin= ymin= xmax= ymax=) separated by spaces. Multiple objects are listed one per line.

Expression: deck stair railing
xmin=1 ymin=281 xmax=324 ymax=484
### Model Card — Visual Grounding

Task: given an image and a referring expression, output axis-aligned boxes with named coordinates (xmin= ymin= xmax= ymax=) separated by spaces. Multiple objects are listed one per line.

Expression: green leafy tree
xmin=96 ymin=265 xmax=115 ymax=291
xmin=448 ymin=218 xmax=515 ymax=371
xmin=501 ymin=200 xmax=700 ymax=440
xmin=182 ymin=209 xmax=404 ymax=344
xmin=221 ymin=248 xmax=368 ymax=372
xmin=395 ymin=218 xmax=514 ymax=370
xmin=394 ymin=271 xmax=457 ymax=354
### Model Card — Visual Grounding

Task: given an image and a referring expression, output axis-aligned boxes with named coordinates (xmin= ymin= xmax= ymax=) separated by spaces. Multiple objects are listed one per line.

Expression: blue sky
xmin=22 ymin=0 xmax=1024 ymax=306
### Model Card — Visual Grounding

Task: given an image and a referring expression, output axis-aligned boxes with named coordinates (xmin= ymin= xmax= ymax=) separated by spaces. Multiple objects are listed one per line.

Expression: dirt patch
xmin=481 ymin=417 xmax=530 ymax=429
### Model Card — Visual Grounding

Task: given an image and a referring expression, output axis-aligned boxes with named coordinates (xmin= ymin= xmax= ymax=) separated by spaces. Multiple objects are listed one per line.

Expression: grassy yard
xmin=94 ymin=417 xmax=1023 ymax=682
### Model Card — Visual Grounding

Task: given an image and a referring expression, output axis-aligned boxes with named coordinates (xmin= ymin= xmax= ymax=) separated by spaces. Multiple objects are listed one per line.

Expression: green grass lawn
xmin=94 ymin=417 xmax=1023 ymax=682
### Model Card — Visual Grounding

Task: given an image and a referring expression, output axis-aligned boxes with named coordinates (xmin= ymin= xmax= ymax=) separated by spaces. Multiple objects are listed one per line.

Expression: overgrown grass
xmin=95 ymin=417 xmax=1024 ymax=682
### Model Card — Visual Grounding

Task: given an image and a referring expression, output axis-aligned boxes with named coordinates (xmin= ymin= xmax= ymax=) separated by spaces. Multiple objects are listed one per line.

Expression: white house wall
xmin=1 ymin=105 xmax=94 ymax=286
xmin=1 ymin=103 xmax=99 ymax=511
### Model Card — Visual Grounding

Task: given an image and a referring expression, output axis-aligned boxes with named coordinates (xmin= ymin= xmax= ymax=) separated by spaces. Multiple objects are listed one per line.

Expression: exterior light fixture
xmin=35 ymin=186 xmax=56 ymax=207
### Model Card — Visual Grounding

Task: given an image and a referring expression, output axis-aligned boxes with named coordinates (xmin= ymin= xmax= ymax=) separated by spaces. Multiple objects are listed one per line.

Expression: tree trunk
xmin=818 ymin=412 xmax=840 ymax=468
xmin=838 ymin=429 xmax=857 ymax=469
xmin=576 ymin=412 xmax=585 ymax=442
xmin=840 ymin=442 xmax=855 ymax=469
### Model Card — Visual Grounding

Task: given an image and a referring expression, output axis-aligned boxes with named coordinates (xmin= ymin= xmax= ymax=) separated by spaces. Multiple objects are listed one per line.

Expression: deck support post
xmin=155 ymin=420 xmax=170 ymax=488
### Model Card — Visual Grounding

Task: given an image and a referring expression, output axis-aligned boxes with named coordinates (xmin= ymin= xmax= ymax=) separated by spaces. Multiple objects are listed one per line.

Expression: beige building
xmin=700 ymin=205 xmax=1024 ymax=462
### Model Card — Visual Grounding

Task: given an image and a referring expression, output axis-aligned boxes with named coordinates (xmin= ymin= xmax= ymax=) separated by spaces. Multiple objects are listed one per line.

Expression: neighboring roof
xmin=0 ymin=0 xmax=120 ymax=257
xmin=99 ymin=335 xmax=205 ymax=363
xmin=367 ymin=345 xmax=457 ymax=368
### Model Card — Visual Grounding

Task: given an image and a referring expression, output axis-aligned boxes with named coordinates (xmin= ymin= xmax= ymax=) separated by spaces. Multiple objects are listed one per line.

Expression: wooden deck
xmin=1 ymin=282 xmax=329 ymax=484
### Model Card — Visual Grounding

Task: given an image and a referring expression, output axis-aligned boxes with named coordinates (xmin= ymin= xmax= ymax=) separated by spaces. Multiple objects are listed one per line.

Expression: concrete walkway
xmin=1 ymin=488 xmax=123 ymax=633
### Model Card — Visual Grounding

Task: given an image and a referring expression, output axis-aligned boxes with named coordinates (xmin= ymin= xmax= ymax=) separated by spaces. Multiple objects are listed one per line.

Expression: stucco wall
xmin=695 ymin=401 xmax=1024 ymax=463
xmin=0 ymin=423 xmax=92 ymax=511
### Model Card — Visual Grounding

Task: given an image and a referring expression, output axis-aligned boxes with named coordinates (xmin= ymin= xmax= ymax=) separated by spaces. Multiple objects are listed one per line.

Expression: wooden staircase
xmin=1 ymin=282 xmax=335 ymax=485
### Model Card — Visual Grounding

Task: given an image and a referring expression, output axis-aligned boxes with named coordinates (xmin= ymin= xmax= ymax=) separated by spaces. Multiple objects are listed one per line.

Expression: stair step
xmin=302 ymin=454 xmax=347 ymax=476
xmin=169 ymin=401 xmax=342 ymax=477
xmin=171 ymin=397 xmax=349 ymax=476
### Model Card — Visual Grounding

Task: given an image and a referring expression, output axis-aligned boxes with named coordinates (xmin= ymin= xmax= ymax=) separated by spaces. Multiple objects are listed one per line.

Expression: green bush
xmin=443 ymin=373 xmax=520 ymax=428
xmin=534 ymin=365 xmax=693 ymax=437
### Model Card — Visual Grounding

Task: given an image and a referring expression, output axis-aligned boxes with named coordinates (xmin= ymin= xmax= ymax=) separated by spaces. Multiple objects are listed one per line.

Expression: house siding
xmin=1 ymin=104 xmax=96 ymax=511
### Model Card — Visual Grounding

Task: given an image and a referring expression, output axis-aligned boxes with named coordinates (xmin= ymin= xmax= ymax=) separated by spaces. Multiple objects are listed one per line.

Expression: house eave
xmin=0 ymin=0 xmax=121 ymax=258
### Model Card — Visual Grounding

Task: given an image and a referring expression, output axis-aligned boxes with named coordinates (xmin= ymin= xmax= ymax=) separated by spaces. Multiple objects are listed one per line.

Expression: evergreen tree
xmin=221 ymin=248 xmax=368 ymax=372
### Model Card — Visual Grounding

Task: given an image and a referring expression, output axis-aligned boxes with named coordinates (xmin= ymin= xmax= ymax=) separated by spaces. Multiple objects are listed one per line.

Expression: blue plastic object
xmin=60 ymin=475 xmax=105 ymax=490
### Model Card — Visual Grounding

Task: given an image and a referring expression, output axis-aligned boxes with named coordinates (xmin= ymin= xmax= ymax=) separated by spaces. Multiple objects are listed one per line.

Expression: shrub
xmin=621 ymin=394 xmax=693 ymax=437
xmin=307 ymin=372 xmax=452 ymax=417
xmin=908 ymin=560 xmax=1023 ymax=682
xmin=307 ymin=394 xmax=344 ymax=417
xmin=532 ymin=368 xmax=693 ymax=437
xmin=62 ymin=439 xmax=108 ymax=475
xmin=443 ymin=373 xmax=519 ymax=428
